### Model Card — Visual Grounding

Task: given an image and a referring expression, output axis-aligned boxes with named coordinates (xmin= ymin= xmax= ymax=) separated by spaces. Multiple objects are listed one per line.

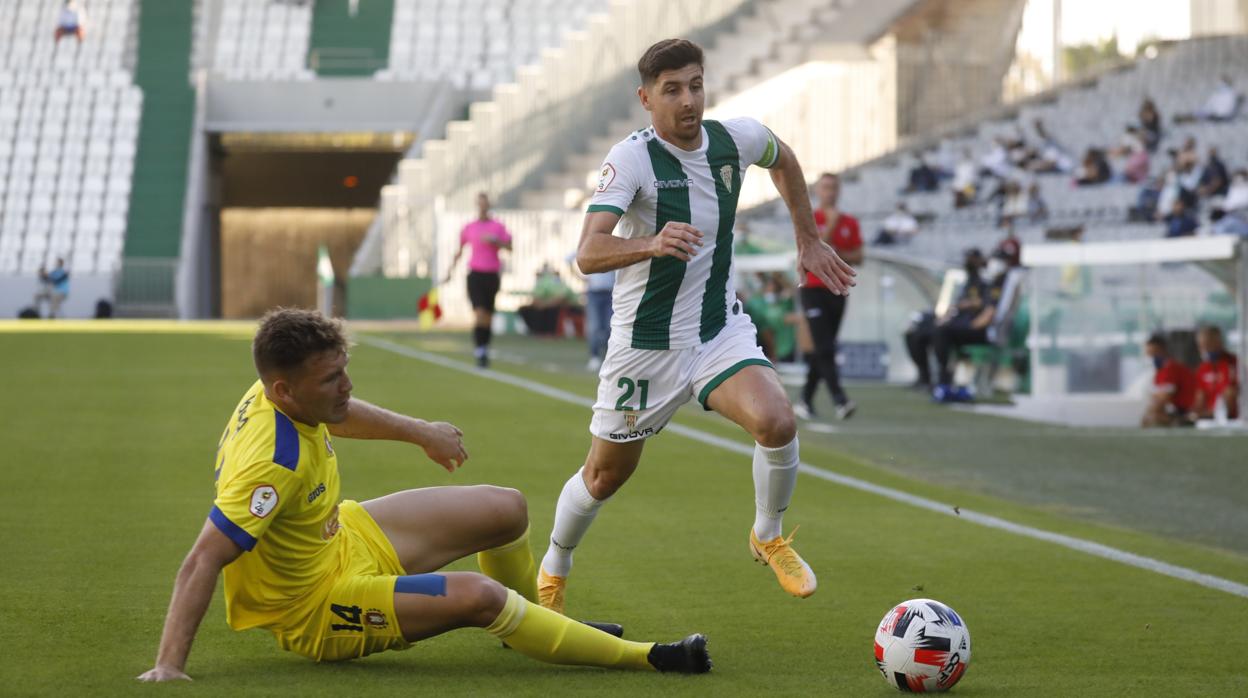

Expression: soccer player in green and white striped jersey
xmin=539 ymin=39 xmax=857 ymax=609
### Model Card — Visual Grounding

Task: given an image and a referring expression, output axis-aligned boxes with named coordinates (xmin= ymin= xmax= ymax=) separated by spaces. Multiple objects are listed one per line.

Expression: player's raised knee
xmin=755 ymin=406 xmax=797 ymax=447
xmin=477 ymin=484 xmax=529 ymax=541
xmin=453 ymin=573 xmax=510 ymax=628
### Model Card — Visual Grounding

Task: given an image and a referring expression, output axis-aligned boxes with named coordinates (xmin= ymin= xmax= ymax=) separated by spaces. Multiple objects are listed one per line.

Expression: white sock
xmin=541 ymin=467 xmax=605 ymax=577
xmin=752 ymin=437 xmax=800 ymax=541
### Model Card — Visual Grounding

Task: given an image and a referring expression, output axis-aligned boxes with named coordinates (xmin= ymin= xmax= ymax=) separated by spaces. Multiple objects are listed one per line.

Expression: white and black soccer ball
xmin=874 ymin=598 xmax=971 ymax=692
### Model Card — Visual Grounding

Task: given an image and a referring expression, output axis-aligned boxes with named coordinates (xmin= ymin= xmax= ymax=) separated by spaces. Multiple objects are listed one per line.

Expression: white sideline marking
xmin=361 ymin=335 xmax=1248 ymax=600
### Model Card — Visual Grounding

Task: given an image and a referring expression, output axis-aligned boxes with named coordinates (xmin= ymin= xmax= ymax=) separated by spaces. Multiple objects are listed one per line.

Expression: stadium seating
xmin=209 ymin=0 xmax=315 ymax=81
xmin=0 ymin=0 xmax=140 ymax=275
xmin=377 ymin=0 xmax=609 ymax=89
xmin=784 ymin=35 xmax=1248 ymax=264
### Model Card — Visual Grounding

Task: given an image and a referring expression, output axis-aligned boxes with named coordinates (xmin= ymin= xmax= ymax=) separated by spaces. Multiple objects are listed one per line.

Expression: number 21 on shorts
xmin=615 ymin=377 xmax=649 ymax=411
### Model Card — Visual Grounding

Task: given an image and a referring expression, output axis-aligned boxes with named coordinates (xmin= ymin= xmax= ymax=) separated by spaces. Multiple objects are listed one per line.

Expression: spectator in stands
xmin=995 ymin=228 xmax=1022 ymax=268
xmin=952 ymin=149 xmax=978 ymax=208
xmin=905 ymin=155 xmax=939 ymax=193
xmin=1131 ymin=173 xmax=1166 ymax=222
xmin=931 ymin=251 xmax=1009 ymax=403
xmin=997 ymin=180 xmax=1028 ymax=226
xmin=1151 ymin=151 xmax=1201 ymax=221
xmin=567 ymin=251 xmax=614 ymax=372
xmin=1164 ymin=198 xmax=1199 ymax=237
xmin=518 ymin=263 xmax=578 ymax=337
xmin=875 ymin=202 xmax=919 ymax=245
xmin=1141 ymin=333 xmax=1197 ymax=427
xmin=1212 ymin=169 xmax=1248 ymax=235
xmin=1109 ymin=126 xmax=1150 ymax=184
xmin=54 ymin=1 xmax=86 ymax=43
xmin=905 ymin=248 xmax=984 ymax=392
xmin=1176 ymin=136 xmax=1201 ymax=172
xmin=980 ymin=137 xmax=1014 ymax=180
xmin=443 ymin=192 xmax=513 ymax=368
xmin=1175 ymin=75 xmax=1242 ymax=123
xmin=34 ymin=258 xmax=70 ymax=318
xmin=1138 ymin=98 xmax=1162 ymax=152
xmin=1075 ymin=148 xmax=1111 ymax=186
xmin=1190 ymin=325 xmax=1240 ymax=422
xmin=1025 ymin=182 xmax=1049 ymax=223
xmin=1197 ymin=147 xmax=1230 ymax=199
xmin=1027 ymin=119 xmax=1074 ymax=174
xmin=796 ymin=172 xmax=863 ymax=420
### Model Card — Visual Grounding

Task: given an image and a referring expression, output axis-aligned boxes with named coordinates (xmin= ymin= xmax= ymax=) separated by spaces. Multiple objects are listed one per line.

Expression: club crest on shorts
xmin=624 ymin=411 xmax=638 ymax=431
xmin=249 ymin=485 xmax=278 ymax=518
xmin=719 ymin=164 xmax=734 ymax=193
xmin=364 ymin=608 xmax=388 ymax=629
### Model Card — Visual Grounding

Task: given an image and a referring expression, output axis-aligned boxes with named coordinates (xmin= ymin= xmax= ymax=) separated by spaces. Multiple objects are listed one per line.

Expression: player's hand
xmin=419 ymin=421 xmax=468 ymax=472
xmin=798 ymin=239 xmax=856 ymax=295
xmin=650 ymin=222 xmax=703 ymax=262
xmin=136 ymin=666 xmax=191 ymax=682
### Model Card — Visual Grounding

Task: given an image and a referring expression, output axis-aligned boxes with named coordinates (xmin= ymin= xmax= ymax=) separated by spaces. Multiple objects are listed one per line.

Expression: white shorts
xmin=590 ymin=311 xmax=772 ymax=442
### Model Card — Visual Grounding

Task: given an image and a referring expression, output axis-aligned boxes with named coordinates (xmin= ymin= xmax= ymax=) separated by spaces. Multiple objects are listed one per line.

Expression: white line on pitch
xmin=360 ymin=335 xmax=1248 ymax=600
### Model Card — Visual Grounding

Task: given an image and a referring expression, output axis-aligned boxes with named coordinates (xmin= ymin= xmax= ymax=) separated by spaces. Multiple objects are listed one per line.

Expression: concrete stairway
xmin=518 ymin=0 xmax=847 ymax=210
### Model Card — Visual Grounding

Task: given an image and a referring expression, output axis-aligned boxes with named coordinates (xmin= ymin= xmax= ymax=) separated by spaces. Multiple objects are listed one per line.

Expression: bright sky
xmin=1017 ymin=0 xmax=1193 ymax=77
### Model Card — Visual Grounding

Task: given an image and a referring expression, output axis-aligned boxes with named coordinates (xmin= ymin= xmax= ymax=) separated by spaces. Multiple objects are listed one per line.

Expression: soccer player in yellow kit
xmin=137 ymin=308 xmax=709 ymax=681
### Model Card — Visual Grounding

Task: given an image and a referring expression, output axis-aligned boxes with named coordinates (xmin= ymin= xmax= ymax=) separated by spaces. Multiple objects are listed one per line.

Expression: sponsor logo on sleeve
xmin=249 ymin=485 xmax=278 ymax=518
xmin=597 ymin=163 xmax=616 ymax=192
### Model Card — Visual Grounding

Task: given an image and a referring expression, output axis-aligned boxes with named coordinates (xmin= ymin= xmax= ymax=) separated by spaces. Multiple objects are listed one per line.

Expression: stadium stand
xmin=742 ymin=35 xmax=1248 ymax=265
xmin=0 ymin=0 xmax=140 ymax=276
xmin=518 ymin=0 xmax=858 ymax=210
xmin=209 ymin=0 xmax=315 ymax=81
xmin=378 ymin=0 xmax=607 ymax=89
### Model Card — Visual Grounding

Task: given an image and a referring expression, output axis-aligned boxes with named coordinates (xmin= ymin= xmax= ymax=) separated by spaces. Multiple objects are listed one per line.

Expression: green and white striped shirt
xmin=587 ymin=118 xmax=779 ymax=350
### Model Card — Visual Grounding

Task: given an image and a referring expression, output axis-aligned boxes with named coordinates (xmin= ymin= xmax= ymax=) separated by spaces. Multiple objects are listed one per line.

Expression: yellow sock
xmin=486 ymin=589 xmax=655 ymax=671
xmin=477 ymin=526 xmax=539 ymax=604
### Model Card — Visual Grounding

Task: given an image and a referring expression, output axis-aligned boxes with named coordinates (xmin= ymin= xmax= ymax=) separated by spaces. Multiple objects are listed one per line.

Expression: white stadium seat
xmin=0 ymin=0 xmax=141 ymax=281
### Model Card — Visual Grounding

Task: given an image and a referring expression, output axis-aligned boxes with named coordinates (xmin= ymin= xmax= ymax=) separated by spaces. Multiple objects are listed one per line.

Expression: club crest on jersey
xmin=624 ymin=411 xmax=638 ymax=431
xmin=324 ymin=433 xmax=334 ymax=456
xmin=249 ymin=485 xmax=278 ymax=519
xmin=597 ymin=163 xmax=616 ymax=193
xmin=321 ymin=504 xmax=341 ymax=540
xmin=719 ymin=164 xmax=734 ymax=193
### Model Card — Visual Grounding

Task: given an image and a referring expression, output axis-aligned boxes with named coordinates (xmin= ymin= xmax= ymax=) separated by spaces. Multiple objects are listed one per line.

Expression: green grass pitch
xmin=2 ymin=326 xmax=1246 ymax=696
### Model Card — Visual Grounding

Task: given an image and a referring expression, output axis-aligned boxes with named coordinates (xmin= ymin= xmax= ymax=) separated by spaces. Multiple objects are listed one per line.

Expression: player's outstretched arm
xmin=328 ymin=398 xmax=468 ymax=472
xmin=576 ymin=210 xmax=703 ymax=274
xmin=769 ymin=139 xmax=857 ymax=294
xmin=137 ymin=520 xmax=242 ymax=682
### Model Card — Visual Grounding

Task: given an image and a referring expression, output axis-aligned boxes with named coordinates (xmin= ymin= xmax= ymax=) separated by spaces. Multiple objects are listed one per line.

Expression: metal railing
xmin=115 ymin=257 xmax=180 ymax=318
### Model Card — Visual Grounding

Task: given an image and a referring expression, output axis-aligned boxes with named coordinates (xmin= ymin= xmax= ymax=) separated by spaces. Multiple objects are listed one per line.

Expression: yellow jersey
xmin=210 ymin=380 xmax=346 ymax=632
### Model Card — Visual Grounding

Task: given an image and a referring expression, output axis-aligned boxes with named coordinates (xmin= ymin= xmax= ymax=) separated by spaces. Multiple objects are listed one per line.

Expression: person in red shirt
xmin=1191 ymin=325 xmax=1240 ymax=420
xmin=1142 ymin=332 xmax=1198 ymax=427
xmin=796 ymin=173 xmax=863 ymax=420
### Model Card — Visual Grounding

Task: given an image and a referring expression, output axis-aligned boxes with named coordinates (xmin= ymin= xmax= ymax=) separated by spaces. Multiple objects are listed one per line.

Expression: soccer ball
xmin=873 ymin=598 xmax=971 ymax=692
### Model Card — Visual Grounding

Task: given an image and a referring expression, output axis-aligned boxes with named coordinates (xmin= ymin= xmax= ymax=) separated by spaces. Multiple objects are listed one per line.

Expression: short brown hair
xmin=253 ymin=308 xmax=349 ymax=377
xmin=638 ymin=39 xmax=704 ymax=85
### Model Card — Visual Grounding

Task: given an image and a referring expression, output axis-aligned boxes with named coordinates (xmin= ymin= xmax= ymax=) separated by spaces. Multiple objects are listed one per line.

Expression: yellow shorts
xmin=275 ymin=500 xmax=414 ymax=662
